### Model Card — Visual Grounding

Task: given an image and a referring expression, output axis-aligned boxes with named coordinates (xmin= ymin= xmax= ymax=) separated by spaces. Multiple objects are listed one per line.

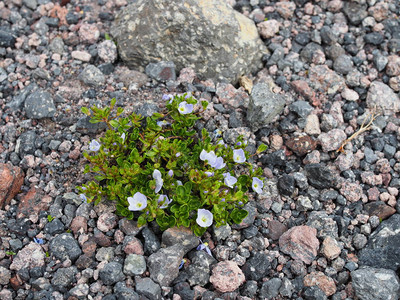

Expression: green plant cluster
xmin=78 ymin=94 xmax=266 ymax=236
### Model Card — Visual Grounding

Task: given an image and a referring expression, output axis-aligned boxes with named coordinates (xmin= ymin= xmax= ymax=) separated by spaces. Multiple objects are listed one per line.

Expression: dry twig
xmin=336 ymin=110 xmax=380 ymax=153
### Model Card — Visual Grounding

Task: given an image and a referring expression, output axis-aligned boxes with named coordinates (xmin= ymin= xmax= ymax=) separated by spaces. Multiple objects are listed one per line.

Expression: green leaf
xmin=193 ymin=225 xmax=207 ymax=237
xmin=105 ymin=33 xmax=112 ymax=40
xmin=110 ymin=98 xmax=116 ymax=107
xmin=81 ymin=107 xmax=90 ymax=115
xmin=137 ymin=214 xmax=147 ymax=227
xmin=256 ymin=143 xmax=268 ymax=153
xmin=230 ymin=208 xmax=248 ymax=224
xmin=110 ymin=120 xmax=119 ymax=128
xmin=201 ymin=101 xmax=208 ymax=110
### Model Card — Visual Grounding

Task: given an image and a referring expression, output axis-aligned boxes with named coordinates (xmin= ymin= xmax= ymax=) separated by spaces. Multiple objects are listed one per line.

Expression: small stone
xmin=70 ymin=284 xmax=90 ymax=298
xmin=51 ymin=266 xmax=78 ymax=288
xmin=78 ymin=23 xmax=100 ymax=44
xmin=78 ymin=65 xmax=106 ymax=87
xmin=333 ymin=55 xmax=354 ymax=75
xmin=364 ymin=32 xmax=384 ymax=45
xmin=304 ymin=164 xmax=337 ymax=189
xmin=259 ymin=278 xmax=282 ymax=299
xmin=9 ymin=242 xmax=45 ymax=271
xmin=289 ymin=100 xmax=313 ymax=118
xmin=304 ymin=114 xmax=321 ymax=135
xmin=98 ymin=40 xmax=118 ymax=63
xmin=257 ymin=20 xmax=280 ymax=39
xmin=341 ymin=88 xmax=359 ymax=101
xmin=321 ymin=236 xmax=341 ymax=260
xmin=285 ymin=136 xmax=317 ymax=156
xmin=0 ymin=30 xmax=16 ymax=47
xmin=364 ymin=201 xmax=396 ymax=220
xmin=386 ymin=55 xmax=400 ymax=76
xmin=0 ymin=266 xmax=11 ymax=285
xmin=97 ymin=212 xmax=118 ymax=232
xmin=353 ymin=233 xmax=368 ymax=250
xmin=162 ymin=226 xmax=199 ymax=252
xmin=308 ymin=65 xmax=345 ymax=95
xmin=366 ymin=81 xmax=400 ymax=116
xmin=267 ymin=220 xmax=287 ymax=240
xmin=279 ymin=226 xmax=319 ymax=264
xmin=49 ymin=233 xmax=82 ymax=262
xmin=209 ymin=261 xmax=245 ymax=293
xmin=99 ymin=261 xmax=125 ymax=285
xmin=95 ymin=247 xmax=114 ymax=262
xmin=135 ymin=277 xmax=162 ymax=300
xmin=304 ymin=271 xmax=337 ymax=296
xmin=24 ymin=89 xmax=56 ymax=119
xmin=124 ymin=254 xmax=146 ymax=276
xmin=340 ymin=181 xmax=363 ymax=202
xmin=0 ymin=163 xmax=24 ymax=209
xmin=318 ymin=129 xmax=346 ymax=152
xmin=71 ymin=50 xmax=91 ymax=62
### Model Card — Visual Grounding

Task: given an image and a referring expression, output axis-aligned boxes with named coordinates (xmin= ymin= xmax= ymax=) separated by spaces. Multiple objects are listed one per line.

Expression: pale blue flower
xmin=197 ymin=240 xmax=212 ymax=257
xmin=179 ymin=259 xmax=186 ymax=269
xmin=178 ymin=101 xmax=194 ymax=114
xmin=121 ymin=133 xmax=126 ymax=143
xmin=89 ymin=140 xmax=101 ymax=152
xmin=200 ymin=150 xmax=225 ymax=169
xmin=157 ymin=120 xmax=170 ymax=127
xmin=176 ymin=152 xmax=181 ymax=157
xmin=233 ymin=149 xmax=246 ymax=163
xmin=168 ymin=170 xmax=173 ymax=177
xmin=34 ymin=237 xmax=44 ymax=244
xmin=176 ymin=180 xmax=183 ymax=186
xmin=196 ymin=209 xmax=213 ymax=227
xmin=158 ymin=194 xmax=171 ymax=209
xmin=153 ymin=169 xmax=163 ymax=193
xmin=127 ymin=192 xmax=147 ymax=211
xmin=224 ymin=173 xmax=237 ymax=188
xmin=184 ymin=92 xmax=192 ymax=99
xmin=252 ymin=177 xmax=263 ymax=194
xmin=205 ymin=171 xmax=214 ymax=177
xmin=162 ymin=94 xmax=174 ymax=103
xmin=213 ymin=156 xmax=226 ymax=169
xmin=80 ymin=194 xmax=88 ymax=203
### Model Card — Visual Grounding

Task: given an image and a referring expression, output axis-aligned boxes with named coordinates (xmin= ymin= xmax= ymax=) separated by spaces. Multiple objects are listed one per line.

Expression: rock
xmin=97 ymin=212 xmax=118 ymax=232
xmin=111 ymin=0 xmax=267 ymax=84
xmin=246 ymin=82 xmax=286 ymax=130
xmin=342 ymin=2 xmax=368 ymax=25
xmin=258 ymin=20 xmax=280 ymax=39
xmin=44 ymin=218 xmax=64 ymax=235
xmin=359 ymin=214 xmax=400 ymax=270
xmin=306 ymin=211 xmax=338 ymax=238
xmin=321 ymin=236 xmax=341 ymax=260
xmin=209 ymin=261 xmax=245 ymax=293
xmin=78 ymin=65 xmax=105 ymax=87
xmin=23 ymin=89 xmax=56 ymax=119
xmin=364 ymin=32 xmax=384 ymax=45
xmin=51 ymin=266 xmax=78 ymax=288
xmin=123 ymin=235 xmax=144 ymax=255
xmin=98 ymin=40 xmax=118 ymax=63
xmin=148 ymin=244 xmax=184 ymax=286
xmin=99 ymin=262 xmax=125 ymax=285
xmin=305 ymin=114 xmax=321 ymax=135
xmin=300 ymin=42 xmax=324 ymax=64
xmin=186 ymin=251 xmax=214 ymax=286
xmin=49 ymin=37 xmax=64 ymax=54
xmin=364 ymin=201 xmax=396 ymax=220
xmin=213 ymin=224 xmax=232 ymax=241
xmin=285 ymin=136 xmax=317 ymax=156
xmin=78 ymin=23 xmax=100 ymax=44
xmin=0 ymin=30 xmax=16 ymax=47
xmin=16 ymin=187 xmax=51 ymax=219
xmin=49 ymin=233 xmax=82 ymax=262
xmin=304 ymin=286 xmax=328 ymax=300
xmin=135 ymin=277 xmax=162 ymax=300
xmin=304 ymin=272 xmax=336 ymax=296
xmin=0 ymin=266 xmax=11 ymax=285
xmin=116 ymin=67 xmax=149 ymax=90
xmin=366 ymin=81 xmax=400 ymax=116
xmin=259 ymin=278 xmax=282 ymax=299
xmin=277 ymin=174 xmax=295 ymax=197
xmin=304 ymin=164 xmax=337 ymax=189
xmin=308 ymin=65 xmax=345 ymax=95
xmin=71 ymin=50 xmax=91 ymax=62
xmin=161 ymin=226 xmax=199 ymax=252
xmin=318 ymin=129 xmax=346 ymax=152
xmin=114 ymin=282 xmax=140 ymax=300
xmin=341 ymin=88 xmax=359 ymax=101
xmin=69 ymin=284 xmax=90 ymax=298
xmin=142 ymin=226 xmax=161 ymax=255
xmin=289 ymin=100 xmax=313 ymax=118
xmin=373 ymin=53 xmax=388 ymax=72
xmin=0 ymin=163 xmax=24 ymax=209
xmin=353 ymin=233 xmax=368 ymax=250
xmin=279 ymin=226 xmax=319 ymax=264
xmin=267 ymin=220 xmax=287 ymax=240
xmin=124 ymin=254 xmax=146 ymax=276
xmin=351 ymin=267 xmax=400 ymax=300
xmin=242 ymin=252 xmax=271 ymax=281
xmin=216 ymin=83 xmax=249 ymax=108
xmin=9 ymin=242 xmax=45 ymax=271
xmin=333 ymin=54 xmax=354 ymax=75
xmin=386 ymin=55 xmax=400 ymax=76
xmin=231 ymin=202 xmax=257 ymax=229
xmin=145 ymin=61 xmax=176 ymax=82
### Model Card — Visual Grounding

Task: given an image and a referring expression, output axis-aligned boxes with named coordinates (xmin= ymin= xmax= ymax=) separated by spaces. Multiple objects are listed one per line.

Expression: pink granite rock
xmin=10 ymin=242 xmax=45 ymax=271
xmin=279 ymin=225 xmax=319 ymax=264
xmin=210 ymin=261 xmax=245 ymax=293
xmin=304 ymin=271 xmax=337 ymax=296
xmin=97 ymin=212 xmax=118 ymax=232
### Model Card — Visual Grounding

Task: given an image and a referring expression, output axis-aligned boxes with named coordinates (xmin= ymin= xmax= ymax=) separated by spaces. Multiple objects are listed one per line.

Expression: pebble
xmin=78 ymin=65 xmax=106 ymax=87
xmin=99 ymin=261 xmax=125 ymax=285
xmin=124 ymin=254 xmax=146 ymax=276
xmin=209 ymin=261 xmax=245 ymax=293
xmin=303 ymin=271 xmax=337 ymax=297
xmin=24 ymin=89 xmax=56 ymax=119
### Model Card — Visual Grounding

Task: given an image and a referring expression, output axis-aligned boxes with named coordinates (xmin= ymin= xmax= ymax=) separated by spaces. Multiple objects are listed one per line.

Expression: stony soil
xmin=1 ymin=0 xmax=400 ymax=299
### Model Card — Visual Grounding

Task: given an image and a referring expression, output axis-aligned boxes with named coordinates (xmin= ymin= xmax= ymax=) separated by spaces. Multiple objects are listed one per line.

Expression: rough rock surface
xmin=0 ymin=163 xmax=24 ymax=209
xmin=209 ymin=260 xmax=245 ymax=293
xmin=110 ymin=0 xmax=267 ymax=83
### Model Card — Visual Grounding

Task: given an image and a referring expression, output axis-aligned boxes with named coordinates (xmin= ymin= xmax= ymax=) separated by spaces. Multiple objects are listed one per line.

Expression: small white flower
xmin=196 ymin=209 xmax=213 ymax=227
xmin=128 ymin=192 xmax=147 ymax=211
xmin=153 ymin=169 xmax=163 ymax=193
xmin=79 ymin=194 xmax=87 ymax=203
xmin=178 ymin=101 xmax=194 ymax=114
xmin=224 ymin=173 xmax=237 ymax=188
xmin=89 ymin=140 xmax=101 ymax=152
xmin=158 ymin=194 xmax=171 ymax=209
xmin=252 ymin=177 xmax=263 ymax=194
xmin=121 ymin=133 xmax=126 ymax=142
xmin=168 ymin=170 xmax=174 ymax=177
xmin=205 ymin=171 xmax=214 ymax=177
xmin=176 ymin=180 xmax=183 ymax=186
xmin=213 ymin=156 xmax=226 ymax=170
xmin=176 ymin=152 xmax=181 ymax=157
xmin=233 ymin=149 xmax=246 ymax=163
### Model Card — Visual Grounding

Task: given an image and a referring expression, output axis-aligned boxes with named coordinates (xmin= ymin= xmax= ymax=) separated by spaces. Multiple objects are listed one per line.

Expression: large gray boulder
xmin=110 ymin=0 xmax=267 ymax=84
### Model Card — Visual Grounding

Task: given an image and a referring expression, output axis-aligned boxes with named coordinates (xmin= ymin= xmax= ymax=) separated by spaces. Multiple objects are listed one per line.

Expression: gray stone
xmin=289 ymin=100 xmax=313 ymax=118
xmin=304 ymin=286 xmax=328 ymax=300
xmin=69 ymin=284 xmax=89 ymax=298
xmin=0 ymin=30 xmax=16 ymax=48
xmin=279 ymin=277 xmax=294 ymax=298
xmin=44 ymin=218 xmax=64 ymax=235
xmin=95 ymin=247 xmax=115 ymax=262
xmin=6 ymin=83 xmax=37 ymax=110
xmin=246 ymin=83 xmax=286 ymax=130
xmin=300 ymin=42 xmax=324 ymax=63
xmin=24 ymin=89 xmax=56 ymax=119
xmin=242 ymin=252 xmax=271 ymax=281
xmin=49 ymin=233 xmax=82 ymax=262
xmin=364 ymin=32 xmax=384 ymax=45
xmin=213 ymin=224 xmax=232 ymax=241
xmin=373 ymin=53 xmax=388 ymax=72
xmin=351 ymin=267 xmax=400 ymax=300
xmin=78 ymin=65 xmax=105 ymax=87
xmin=99 ymin=262 xmax=125 ymax=285
xmin=0 ymin=266 xmax=11 ymax=285
xmin=110 ymin=0 xmax=267 ymax=84
xmin=114 ymin=282 xmax=140 ymax=300
xmin=76 ymin=116 xmax=107 ymax=134
xmin=135 ymin=277 xmax=162 ymax=300
xmin=16 ymin=130 xmax=36 ymax=156
xmin=51 ymin=266 xmax=78 ymax=288
xmin=366 ymin=81 xmax=400 ymax=116
xmin=333 ymin=55 xmax=354 ymax=75
xmin=49 ymin=37 xmax=65 ymax=55
xmin=145 ymin=61 xmax=176 ymax=82
xmin=161 ymin=227 xmax=199 ymax=253
xmin=186 ymin=251 xmax=214 ymax=286
xmin=306 ymin=211 xmax=338 ymax=238
xmin=23 ymin=0 xmax=38 ymax=10
xmin=304 ymin=163 xmax=337 ymax=189
xmin=342 ymin=2 xmax=368 ymax=25
xmin=148 ymin=244 xmax=185 ymax=286
xmin=142 ymin=226 xmax=161 ymax=255
xmin=124 ymin=254 xmax=146 ymax=276
xmin=259 ymin=278 xmax=282 ymax=299
xmin=320 ymin=26 xmax=338 ymax=45
xmin=359 ymin=214 xmax=400 ymax=270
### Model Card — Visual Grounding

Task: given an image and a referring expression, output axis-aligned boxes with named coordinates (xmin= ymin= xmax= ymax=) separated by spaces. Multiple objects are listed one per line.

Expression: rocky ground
xmin=1 ymin=0 xmax=400 ymax=299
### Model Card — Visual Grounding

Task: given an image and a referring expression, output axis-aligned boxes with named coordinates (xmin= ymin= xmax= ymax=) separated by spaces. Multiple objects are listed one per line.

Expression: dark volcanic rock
xmin=304 ymin=164 xmax=337 ymax=189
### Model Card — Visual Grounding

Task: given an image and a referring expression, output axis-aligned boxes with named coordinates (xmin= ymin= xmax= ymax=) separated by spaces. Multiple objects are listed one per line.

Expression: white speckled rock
xmin=110 ymin=0 xmax=267 ymax=84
